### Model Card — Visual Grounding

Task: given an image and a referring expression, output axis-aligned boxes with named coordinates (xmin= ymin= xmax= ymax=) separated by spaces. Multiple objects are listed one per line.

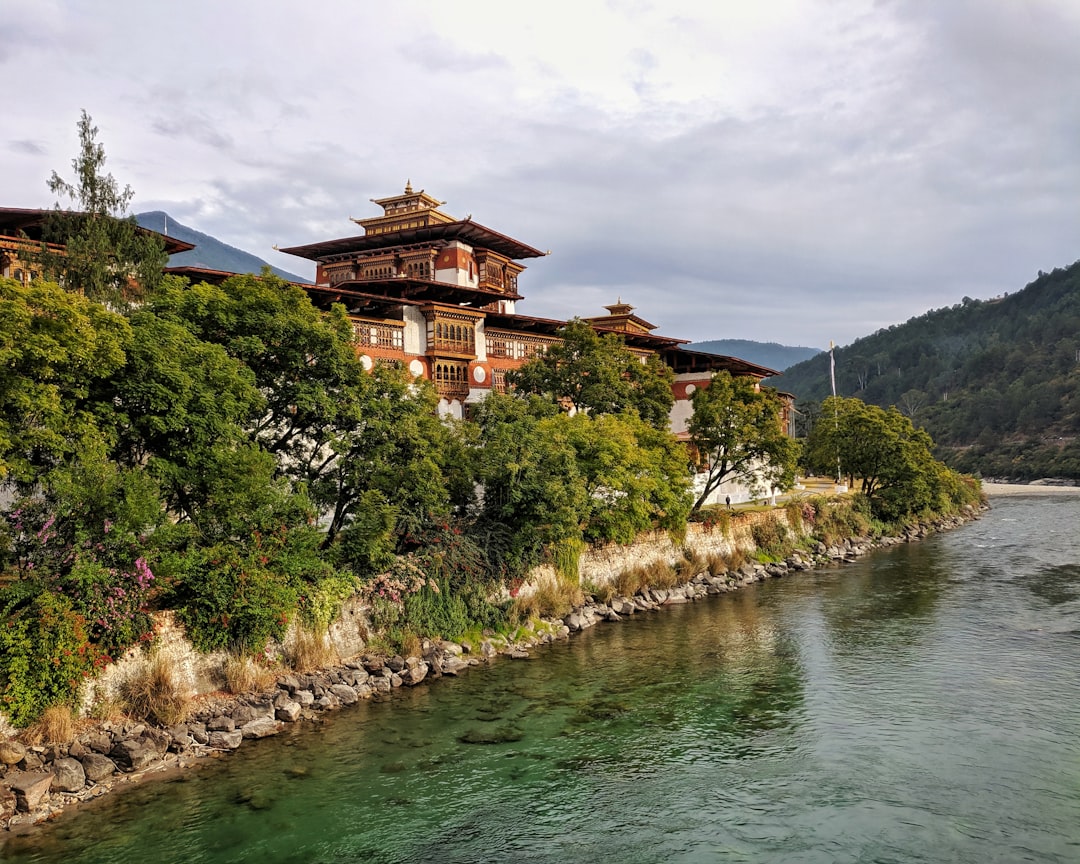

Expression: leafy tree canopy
xmin=506 ymin=319 xmax=675 ymax=429
xmin=687 ymin=371 xmax=799 ymax=512
xmin=803 ymin=396 xmax=978 ymax=521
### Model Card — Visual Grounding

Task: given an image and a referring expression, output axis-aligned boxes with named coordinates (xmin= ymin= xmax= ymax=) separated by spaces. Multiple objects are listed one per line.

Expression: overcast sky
xmin=5 ymin=0 xmax=1079 ymax=348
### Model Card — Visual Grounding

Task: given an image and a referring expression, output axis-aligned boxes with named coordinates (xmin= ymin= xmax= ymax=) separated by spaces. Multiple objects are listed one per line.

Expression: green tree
xmin=803 ymin=396 xmax=969 ymax=521
xmin=471 ymin=393 xmax=587 ymax=571
xmin=564 ymin=412 xmax=692 ymax=543
xmin=507 ymin=319 xmax=674 ymax=428
xmin=687 ymin=371 xmax=799 ymax=512
xmin=34 ymin=111 xmax=167 ymax=305
xmin=0 ymin=277 xmax=129 ymax=486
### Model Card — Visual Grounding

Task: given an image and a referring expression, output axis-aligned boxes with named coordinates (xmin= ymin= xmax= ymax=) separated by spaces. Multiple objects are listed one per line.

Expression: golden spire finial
xmin=405 ymin=179 xmax=413 ymax=194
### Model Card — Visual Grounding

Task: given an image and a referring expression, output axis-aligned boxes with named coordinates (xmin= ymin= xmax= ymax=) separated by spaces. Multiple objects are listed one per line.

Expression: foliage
xmin=0 ymin=278 xmax=129 ymax=485
xmin=0 ymin=588 xmax=99 ymax=726
xmin=32 ymin=111 xmax=167 ymax=306
xmin=687 ymin=371 xmax=800 ymax=512
xmin=160 ymin=523 xmax=332 ymax=654
xmin=507 ymin=319 xmax=675 ymax=429
xmin=803 ymin=397 xmax=978 ymax=522
xmin=750 ymin=515 xmax=792 ymax=560
xmin=472 ymin=393 xmax=587 ymax=570
xmin=564 ymin=412 xmax=693 ymax=544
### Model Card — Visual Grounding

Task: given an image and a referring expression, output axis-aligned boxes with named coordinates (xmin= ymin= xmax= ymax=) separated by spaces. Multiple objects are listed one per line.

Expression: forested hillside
xmin=778 ymin=261 xmax=1080 ymax=480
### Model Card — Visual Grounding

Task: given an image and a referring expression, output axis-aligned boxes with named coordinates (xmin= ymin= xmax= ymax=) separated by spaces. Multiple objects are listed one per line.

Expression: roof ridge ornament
xmin=405 ymin=179 xmax=413 ymax=194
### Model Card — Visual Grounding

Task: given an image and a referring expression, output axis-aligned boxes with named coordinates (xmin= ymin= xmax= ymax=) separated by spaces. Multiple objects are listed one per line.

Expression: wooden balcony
xmin=351 ymin=319 xmax=404 ymax=352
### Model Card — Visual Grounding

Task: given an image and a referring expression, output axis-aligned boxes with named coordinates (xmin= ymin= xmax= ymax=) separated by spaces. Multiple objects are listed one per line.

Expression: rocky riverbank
xmin=0 ymin=505 xmax=983 ymax=837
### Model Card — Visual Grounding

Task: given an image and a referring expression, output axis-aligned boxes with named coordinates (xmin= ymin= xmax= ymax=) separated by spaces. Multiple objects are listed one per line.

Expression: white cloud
xmin=2 ymin=0 xmax=1078 ymax=347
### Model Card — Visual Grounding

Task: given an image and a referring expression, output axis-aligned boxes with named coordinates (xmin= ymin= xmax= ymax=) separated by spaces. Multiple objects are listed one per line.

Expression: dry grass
xmin=643 ymin=559 xmax=679 ymax=589
xmin=285 ymin=627 xmax=338 ymax=672
xmin=612 ymin=566 xmax=644 ymax=598
xmin=724 ymin=547 xmax=747 ymax=572
xmin=705 ymin=551 xmax=728 ymax=577
xmin=675 ymin=548 xmax=708 ymax=580
xmin=398 ymin=630 xmax=422 ymax=660
xmin=24 ymin=704 xmax=77 ymax=745
xmin=585 ymin=580 xmax=615 ymax=604
xmin=222 ymin=653 xmax=278 ymax=695
xmin=118 ymin=651 xmax=191 ymax=726
xmin=511 ymin=576 xmax=584 ymax=620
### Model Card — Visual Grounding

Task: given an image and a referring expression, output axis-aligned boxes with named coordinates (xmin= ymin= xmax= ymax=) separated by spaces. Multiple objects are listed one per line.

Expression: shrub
xmin=510 ymin=576 xmax=583 ymax=621
xmin=584 ymin=580 xmax=615 ymax=604
xmin=706 ymin=552 xmax=729 ymax=577
xmin=612 ymin=566 xmax=644 ymax=598
xmin=675 ymin=548 xmax=707 ymax=580
xmin=25 ymin=704 xmax=77 ymax=745
xmin=284 ymin=626 xmax=338 ymax=672
xmin=118 ymin=650 xmax=190 ymax=726
xmin=0 ymin=587 xmax=100 ymax=727
xmin=751 ymin=515 xmax=791 ymax=560
xmin=221 ymin=653 xmax=277 ymax=695
xmin=724 ymin=547 xmax=747 ymax=573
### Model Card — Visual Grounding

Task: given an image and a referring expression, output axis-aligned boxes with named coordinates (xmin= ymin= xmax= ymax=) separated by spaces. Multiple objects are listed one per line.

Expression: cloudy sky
xmin=5 ymin=0 xmax=1079 ymax=348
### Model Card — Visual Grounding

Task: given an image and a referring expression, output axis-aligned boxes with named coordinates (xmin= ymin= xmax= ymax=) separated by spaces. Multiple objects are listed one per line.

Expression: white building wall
xmin=402 ymin=306 xmax=426 ymax=354
xmin=474 ymin=319 xmax=487 ymax=362
xmin=433 ymin=241 xmax=478 ymax=288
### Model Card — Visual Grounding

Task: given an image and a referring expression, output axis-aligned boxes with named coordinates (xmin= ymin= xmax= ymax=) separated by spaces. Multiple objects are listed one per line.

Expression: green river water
xmin=3 ymin=495 xmax=1078 ymax=863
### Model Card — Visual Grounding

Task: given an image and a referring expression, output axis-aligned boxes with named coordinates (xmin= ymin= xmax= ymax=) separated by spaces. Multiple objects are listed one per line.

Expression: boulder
xmin=10 ymin=772 xmax=53 ymax=812
xmin=206 ymin=715 xmax=236 ymax=733
xmin=275 ymin=700 xmax=302 ymax=723
xmin=83 ymin=731 xmax=114 ymax=755
xmin=50 ymin=757 xmax=86 ymax=793
xmin=79 ymin=752 xmax=116 ymax=783
xmin=0 ymin=740 xmax=26 ymax=766
xmin=231 ymin=705 xmax=266 ymax=725
xmin=400 ymin=661 xmax=429 ymax=686
xmin=441 ymin=655 xmax=469 ymax=676
xmin=329 ymin=684 xmax=359 ymax=705
xmin=208 ymin=730 xmax=243 ymax=750
xmin=110 ymin=736 xmax=166 ymax=773
xmin=240 ymin=717 xmax=282 ymax=739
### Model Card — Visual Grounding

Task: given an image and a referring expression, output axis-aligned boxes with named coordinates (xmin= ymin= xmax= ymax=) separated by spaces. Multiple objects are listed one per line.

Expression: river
xmin=3 ymin=495 xmax=1078 ymax=863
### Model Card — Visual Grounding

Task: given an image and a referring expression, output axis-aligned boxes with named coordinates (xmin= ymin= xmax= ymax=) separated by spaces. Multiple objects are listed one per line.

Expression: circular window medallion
xmin=408 ymin=359 xmax=425 ymax=377
xmin=473 ymin=365 xmax=487 ymax=383
xmin=685 ymin=384 xmax=696 ymax=396
xmin=359 ymin=354 xmax=373 ymax=371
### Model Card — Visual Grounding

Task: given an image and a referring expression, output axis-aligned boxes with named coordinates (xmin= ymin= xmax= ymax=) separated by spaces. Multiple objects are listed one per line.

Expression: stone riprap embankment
xmin=0 ymin=506 xmax=982 ymax=834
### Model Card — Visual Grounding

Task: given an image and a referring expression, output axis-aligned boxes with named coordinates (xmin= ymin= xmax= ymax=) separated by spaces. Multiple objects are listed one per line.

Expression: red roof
xmin=0 ymin=207 xmax=195 ymax=255
xmin=279 ymin=219 xmax=546 ymax=262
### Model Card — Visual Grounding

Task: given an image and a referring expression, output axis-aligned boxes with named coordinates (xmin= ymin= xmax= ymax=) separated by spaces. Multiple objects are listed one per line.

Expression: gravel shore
xmin=981 ymin=483 xmax=1080 ymax=497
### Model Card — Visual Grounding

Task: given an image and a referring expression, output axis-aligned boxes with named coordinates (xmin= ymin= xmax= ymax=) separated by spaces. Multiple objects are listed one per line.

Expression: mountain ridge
xmin=135 ymin=211 xmax=309 ymax=284
xmin=690 ymin=339 xmax=822 ymax=372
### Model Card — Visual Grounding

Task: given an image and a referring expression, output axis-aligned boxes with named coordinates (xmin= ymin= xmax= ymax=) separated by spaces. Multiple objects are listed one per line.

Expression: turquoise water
xmin=4 ymin=496 xmax=1079 ymax=863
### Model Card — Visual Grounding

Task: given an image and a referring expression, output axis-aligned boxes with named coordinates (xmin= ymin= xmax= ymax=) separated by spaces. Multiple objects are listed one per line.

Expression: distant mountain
xmin=135 ymin=211 xmax=310 ymax=284
xmin=779 ymin=260 xmax=1080 ymax=481
xmin=690 ymin=339 xmax=823 ymax=372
